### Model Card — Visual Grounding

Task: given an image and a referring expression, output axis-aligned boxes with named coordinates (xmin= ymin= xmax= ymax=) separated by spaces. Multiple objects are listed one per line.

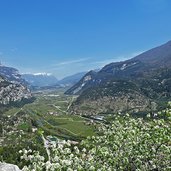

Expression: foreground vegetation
xmin=0 ymin=90 xmax=96 ymax=167
xmin=0 ymin=89 xmax=171 ymax=170
xmin=19 ymin=103 xmax=171 ymax=170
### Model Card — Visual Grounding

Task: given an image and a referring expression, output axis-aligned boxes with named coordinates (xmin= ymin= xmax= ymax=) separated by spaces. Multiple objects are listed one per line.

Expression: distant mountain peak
xmin=22 ymin=73 xmax=58 ymax=87
xmin=58 ymin=71 xmax=87 ymax=87
xmin=166 ymin=40 xmax=171 ymax=45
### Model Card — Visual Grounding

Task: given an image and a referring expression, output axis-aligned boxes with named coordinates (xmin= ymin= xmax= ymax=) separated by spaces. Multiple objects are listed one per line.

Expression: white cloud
xmin=131 ymin=51 xmax=144 ymax=57
xmin=92 ymin=51 xmax=144 ymax=68
xmin=53 ymin=58 xmax=90 ymax=67
xmin=10 ymin=48 xmax=18 ymax=52
xmin=47 ymin=51 xmax=145 ymax=78
xmin=16 ymin=51 xmax=145 ymax=79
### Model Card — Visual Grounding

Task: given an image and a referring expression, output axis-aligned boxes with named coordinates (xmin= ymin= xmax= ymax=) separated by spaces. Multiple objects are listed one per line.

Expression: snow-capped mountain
xmin=22 ymin=73 xmax=58 ymax=87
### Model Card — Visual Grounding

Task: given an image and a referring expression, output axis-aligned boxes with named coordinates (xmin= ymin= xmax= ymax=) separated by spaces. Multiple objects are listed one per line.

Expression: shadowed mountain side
xmin=66 ymin=40 xmax=171 ymax=115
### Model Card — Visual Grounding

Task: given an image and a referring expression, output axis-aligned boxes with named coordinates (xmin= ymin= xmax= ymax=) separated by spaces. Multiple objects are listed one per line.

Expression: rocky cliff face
xmin=0 ymin=65 xmax=25 ymax=84
xmin=65 ymin=70 xmax=97 ymax=95
xmin=0 ymin=75 xmax=32 ymax=106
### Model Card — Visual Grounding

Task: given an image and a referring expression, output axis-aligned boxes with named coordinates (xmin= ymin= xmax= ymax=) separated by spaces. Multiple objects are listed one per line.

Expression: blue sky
xmin=0 ymin=0 xmax=171 ymax=79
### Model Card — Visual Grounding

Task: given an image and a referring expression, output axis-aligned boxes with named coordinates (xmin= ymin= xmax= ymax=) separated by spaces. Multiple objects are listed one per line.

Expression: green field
xmin=2 ymin=90 xmax=96 ymax=145
xmin=45 ymin=115 xmax=95 ymax=137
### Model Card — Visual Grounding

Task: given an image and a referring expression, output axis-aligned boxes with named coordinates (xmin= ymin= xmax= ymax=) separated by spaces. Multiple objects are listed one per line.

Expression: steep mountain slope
xmin=98 ymin=40 xmax=171 ymax=78
xmin=66 ymin=40 xmax=171 ymax=115
xmin=0 ymin=65 xmax=25 ymax=84
xmin=58 ymin=72 xmax=87 ymax=86
xmin=71 ymin=68 xmax=171 ymax=115
xmin=0 ymin=75 xmax=32 ymax=106
xmin=0 ymin=64 xmax=33 ymax=110
xmin=134 ymin=40 xmax=171 ymax=66
xmin=65 ymin=71 xmax=97 ymax=94
xmin=67 ymin=40 xmax=171 ymax=96
xmin=22 ymin=73 xmax=58 ymax=87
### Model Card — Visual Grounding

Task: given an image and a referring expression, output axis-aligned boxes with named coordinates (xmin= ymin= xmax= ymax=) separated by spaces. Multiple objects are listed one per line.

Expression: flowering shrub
xmin=20 ymin=107 xmax=171 ymax=171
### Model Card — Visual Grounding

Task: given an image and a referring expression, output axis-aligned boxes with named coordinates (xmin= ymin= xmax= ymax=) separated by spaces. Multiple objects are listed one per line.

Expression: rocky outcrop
xmin=0 ymin=65 xmax=25 ymax=84
xmin=0 ymin=75 xmax=32 ymax=105
xmin=65 ymin=70 xmax=97 ymax=95
xmin=0 ymin=163 xmax=21 ymax=171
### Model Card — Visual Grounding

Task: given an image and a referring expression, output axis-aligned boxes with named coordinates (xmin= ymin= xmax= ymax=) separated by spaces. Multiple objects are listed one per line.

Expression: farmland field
xmin=1 ymin=89 xmax=96 ymax=147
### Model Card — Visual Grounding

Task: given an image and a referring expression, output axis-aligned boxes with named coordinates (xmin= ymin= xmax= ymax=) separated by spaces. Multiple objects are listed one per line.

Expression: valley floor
xmin=0 ymin=89 xmax=99 ymax=165
xmin=1 ymin=89 xmax=170 ymax=171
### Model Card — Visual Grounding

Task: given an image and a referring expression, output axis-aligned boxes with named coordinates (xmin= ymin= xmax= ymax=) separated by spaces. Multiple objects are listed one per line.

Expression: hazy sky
xmin=0 ymin=0 xmax=171 ymax=79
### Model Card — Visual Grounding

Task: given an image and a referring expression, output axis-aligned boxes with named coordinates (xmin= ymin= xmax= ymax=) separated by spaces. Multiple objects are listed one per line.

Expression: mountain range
xmin=1 ymin=40 xmax=171 ymax=115
xmin=58 ymin=72 xmax=87 ymax=86
xmin=0 ymin=64 xmax=26 ymax=84
xmin=66 ymin=40 xmax=171 ymax=115
xmin=22 ymin=73 xmax=58 ymax=87
xmin=22 ymin=72 xmax=87 ymax=89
